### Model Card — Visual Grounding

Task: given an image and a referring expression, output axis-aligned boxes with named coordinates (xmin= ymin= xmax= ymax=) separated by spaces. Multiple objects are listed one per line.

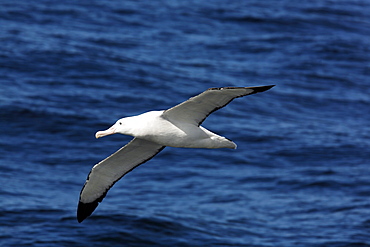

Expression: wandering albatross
xmin=77 ymin=85 xmax=275 ymax=222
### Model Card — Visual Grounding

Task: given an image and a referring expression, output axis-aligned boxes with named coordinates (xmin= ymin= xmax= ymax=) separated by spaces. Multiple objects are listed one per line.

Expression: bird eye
xmin=119 ymin=122 xmax=122 ymax=125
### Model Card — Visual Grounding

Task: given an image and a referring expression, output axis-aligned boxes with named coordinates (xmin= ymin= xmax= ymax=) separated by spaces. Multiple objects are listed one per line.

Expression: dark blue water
xmin=1 ymin=0 xmax=370 ymax=246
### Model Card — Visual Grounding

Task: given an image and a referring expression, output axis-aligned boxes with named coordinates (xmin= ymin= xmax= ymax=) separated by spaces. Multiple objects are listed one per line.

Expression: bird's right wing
xmin=162 ymin=85 xmax=274 ymax=126
xmin=77 ymin=138 xmax=165 ymax=223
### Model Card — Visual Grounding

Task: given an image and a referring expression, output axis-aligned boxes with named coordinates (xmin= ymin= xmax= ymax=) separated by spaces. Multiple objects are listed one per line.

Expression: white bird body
xmin=77 ymin=85 xmax=274 ymax=223
xmin=110 ymin=110 xmax=236 ymax=149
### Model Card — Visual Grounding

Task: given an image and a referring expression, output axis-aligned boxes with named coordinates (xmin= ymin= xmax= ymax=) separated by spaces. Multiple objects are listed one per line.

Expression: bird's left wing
xmin=77 ymin=138 xmax=165 ymax=223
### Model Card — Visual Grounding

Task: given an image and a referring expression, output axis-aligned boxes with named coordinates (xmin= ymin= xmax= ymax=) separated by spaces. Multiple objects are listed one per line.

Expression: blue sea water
xmin=1 ymin=0 xmax=370 ymax=246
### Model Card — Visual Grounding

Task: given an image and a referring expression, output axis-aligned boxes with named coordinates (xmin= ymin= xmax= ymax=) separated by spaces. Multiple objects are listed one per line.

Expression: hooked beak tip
xmin=95 ymin=127 xmax=116 ymax=139
xmin=95 ymin=132 xmax=103 ymax=139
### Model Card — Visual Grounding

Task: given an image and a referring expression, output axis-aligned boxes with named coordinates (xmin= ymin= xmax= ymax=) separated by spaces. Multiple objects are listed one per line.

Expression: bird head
xmin=95 ymin=118 xmax=126 ymax=139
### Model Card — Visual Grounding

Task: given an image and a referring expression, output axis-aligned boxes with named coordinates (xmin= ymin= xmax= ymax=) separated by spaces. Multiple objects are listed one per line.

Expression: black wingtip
xmin=208 ymin=85 xmax=275 ymax=94
xmin=250 ymin=85 xmax=275 ymax=93
xmin=77 ymin=201 xmax=99 ymax=223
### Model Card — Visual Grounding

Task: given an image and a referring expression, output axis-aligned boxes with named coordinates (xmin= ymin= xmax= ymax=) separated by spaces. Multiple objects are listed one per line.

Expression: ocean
xmin=1 ymin=0 xmax=369 ymax=246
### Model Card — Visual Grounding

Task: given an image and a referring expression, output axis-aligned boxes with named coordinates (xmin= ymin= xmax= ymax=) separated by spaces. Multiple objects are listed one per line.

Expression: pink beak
xmin=95 ymin=126 xmax=116 ymax=139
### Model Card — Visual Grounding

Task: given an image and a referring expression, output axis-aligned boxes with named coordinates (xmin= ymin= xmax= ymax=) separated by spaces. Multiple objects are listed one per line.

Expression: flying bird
xmin=77 ymin=85 xmax=274 ymax=222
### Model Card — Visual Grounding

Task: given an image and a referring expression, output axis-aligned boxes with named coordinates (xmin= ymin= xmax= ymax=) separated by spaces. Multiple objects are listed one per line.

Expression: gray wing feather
xmin=163 ymin=85 xmax=274 ymax=126
xmin=77 ymin=138 xmax=165 ymax=222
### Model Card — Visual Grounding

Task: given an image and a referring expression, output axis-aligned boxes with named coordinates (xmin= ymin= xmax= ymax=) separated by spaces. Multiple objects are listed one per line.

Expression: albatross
xmin=77 ymin=85 xmax=275 ymax=222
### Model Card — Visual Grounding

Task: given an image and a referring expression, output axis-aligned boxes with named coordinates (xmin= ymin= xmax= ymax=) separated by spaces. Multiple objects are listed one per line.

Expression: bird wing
xmin=162 ymin=85 xmax=274 ymax=126
xmin=77 ymin=138 xmax=165 ymax=223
